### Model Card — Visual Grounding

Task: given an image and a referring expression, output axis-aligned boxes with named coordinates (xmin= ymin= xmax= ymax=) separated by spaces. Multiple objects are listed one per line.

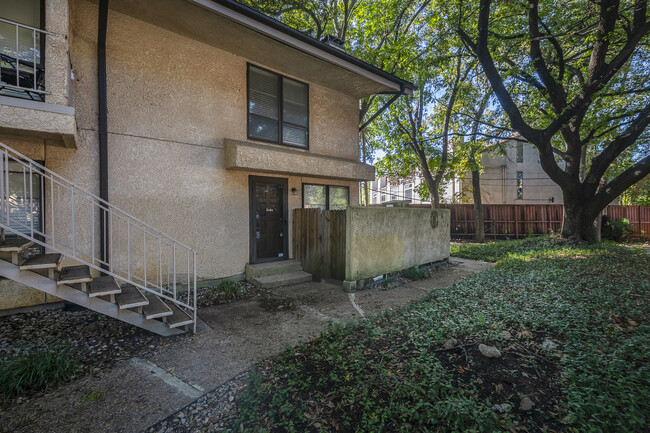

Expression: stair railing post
xmin=29 ymin=165 xmax=33 ymax=237
xmin=193 ymin=250 xmax=197 ymax=334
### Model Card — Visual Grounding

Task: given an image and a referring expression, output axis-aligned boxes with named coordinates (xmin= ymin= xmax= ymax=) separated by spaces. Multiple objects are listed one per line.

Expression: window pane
xmin=329 ymin=187 xmax=349 ymax=210
xmin=517 ymin=171 xmax=524 ymax=199
xmin=283 ymin=101 xmax=309 ymax=127
xmin=282 ymin=125 xmax=308 ymax=147
xmin=303 ymin=184 xmax=326 ymax=210
xmin=283 ymin=78 xmax=308 ymax=105
xmin=248 ymin=67 xmax=278 ymax=119
xmin=249 ymin=114 xmax=278 ymax=141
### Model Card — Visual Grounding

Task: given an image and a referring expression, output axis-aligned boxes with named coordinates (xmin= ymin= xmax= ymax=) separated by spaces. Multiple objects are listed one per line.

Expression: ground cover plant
xmin=0 ymin=340 xmax=78 ymax=404
xmin=229 ymin=237 xmax=649 ymax=432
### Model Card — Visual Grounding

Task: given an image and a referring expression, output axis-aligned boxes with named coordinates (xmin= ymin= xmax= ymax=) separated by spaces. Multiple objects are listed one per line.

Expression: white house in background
xmin=448 ymin=140 xmax=564 ymax=205
xmin=368 ymin=173 xmax=431 ymax=206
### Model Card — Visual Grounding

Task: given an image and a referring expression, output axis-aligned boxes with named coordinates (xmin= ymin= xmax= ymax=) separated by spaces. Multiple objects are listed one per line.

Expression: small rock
xmin=443 ymin=338 xmax=459 ymax=349
xmin=492 ymin=403 xmax=512 ymax=413
xmin=228 ymin=395 xmax=234 ymax=402
xmin=478 ymin=344 xmax=502 ymax=358
xmin=542 ymin=338 xmax=558 ymax=351
xmin=500 ymin=330 xmax=513 ymax=340
xmin=521 ymin=371 xmax=529 ymax=378
xmin=519 ymin=395 xmax=535 ymax=411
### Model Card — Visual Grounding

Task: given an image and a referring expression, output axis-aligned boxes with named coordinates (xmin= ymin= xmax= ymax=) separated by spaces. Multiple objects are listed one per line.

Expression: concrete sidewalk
xmin=1 ymin=258 xmax=491 ymax=433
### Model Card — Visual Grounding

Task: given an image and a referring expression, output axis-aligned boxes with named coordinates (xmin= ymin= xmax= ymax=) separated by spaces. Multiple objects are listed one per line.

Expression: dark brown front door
xmin=249 ymin=176 xmax=288 ymax=263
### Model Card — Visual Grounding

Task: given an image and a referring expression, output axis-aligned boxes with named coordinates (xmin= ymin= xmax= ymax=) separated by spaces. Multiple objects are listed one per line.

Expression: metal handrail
xmin=0 ymin=141 xmax=198 ymax=332
xmin=0 ymin=17 xmax=49 ymax=97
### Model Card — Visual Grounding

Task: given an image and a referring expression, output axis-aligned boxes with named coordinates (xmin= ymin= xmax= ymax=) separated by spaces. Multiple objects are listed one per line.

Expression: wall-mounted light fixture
xmin=291 ymin=187 xmax=299 ymax=196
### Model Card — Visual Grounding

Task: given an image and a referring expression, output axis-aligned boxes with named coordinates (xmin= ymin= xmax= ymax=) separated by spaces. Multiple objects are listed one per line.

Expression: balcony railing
xmin=0 ymin=17 xmax=48 ymax=102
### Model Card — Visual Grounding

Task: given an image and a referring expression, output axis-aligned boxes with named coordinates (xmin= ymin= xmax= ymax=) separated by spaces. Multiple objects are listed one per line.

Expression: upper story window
xmin=247 ymin=64 xmax=309 ymax=148
xmin=0 ymin=0 xmax=45 ymax=101
xmin=516 ymin=142 xmax=524 ymax=163
xmin=516 ymin=171 xmax=524 ymax=199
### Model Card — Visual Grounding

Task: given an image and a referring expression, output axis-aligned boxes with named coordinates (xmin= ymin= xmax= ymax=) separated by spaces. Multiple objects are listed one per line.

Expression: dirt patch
xmin=439 ymin=334 xmax=565 ymax=431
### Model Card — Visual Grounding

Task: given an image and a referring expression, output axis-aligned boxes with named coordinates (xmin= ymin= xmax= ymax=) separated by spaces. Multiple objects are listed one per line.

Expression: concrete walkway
xmin=1 ymin=258 xmax=492 ymax=433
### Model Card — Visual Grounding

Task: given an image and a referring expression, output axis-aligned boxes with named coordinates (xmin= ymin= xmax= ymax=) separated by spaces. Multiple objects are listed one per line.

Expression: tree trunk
xmin=472 ymin=170 xmax=485 ymax=242
xmin=361 ymin=130 xmax=370 ymax=206
xmin=561 ymin=195 xmax=600 ymax=241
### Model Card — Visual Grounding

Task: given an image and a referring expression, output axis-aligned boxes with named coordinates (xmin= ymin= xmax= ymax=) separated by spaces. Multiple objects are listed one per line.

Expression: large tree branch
xmin=528 ymin=0 xmax=566 ymax=113
xmin=588 ymin=154 xmax=650 ymax=214
xmin=584 ymin=101 xmax=650 ymax=195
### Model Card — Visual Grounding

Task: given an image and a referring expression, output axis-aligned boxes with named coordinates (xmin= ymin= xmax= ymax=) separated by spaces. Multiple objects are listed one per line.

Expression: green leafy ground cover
xmin=230 ymin=238 xmax=649 ymax=432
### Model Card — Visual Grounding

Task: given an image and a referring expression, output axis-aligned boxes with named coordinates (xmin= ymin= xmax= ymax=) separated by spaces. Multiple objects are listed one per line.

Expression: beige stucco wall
xmin=0 ymin=0 xmax=368 ymax=309
xmin=344 ymin=207 xmax=450 ymax=288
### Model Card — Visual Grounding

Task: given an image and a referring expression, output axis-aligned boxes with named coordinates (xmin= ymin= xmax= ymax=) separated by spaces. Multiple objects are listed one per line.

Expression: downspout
xmin=98 ymin=0 xmax=109 ymax=269
xmin=359 ymin=84 xmax=406 ymax=132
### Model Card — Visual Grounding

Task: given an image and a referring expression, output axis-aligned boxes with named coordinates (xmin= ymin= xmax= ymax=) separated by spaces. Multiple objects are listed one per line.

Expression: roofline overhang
xmin=186 ymin=0 xmax=415 ymax=96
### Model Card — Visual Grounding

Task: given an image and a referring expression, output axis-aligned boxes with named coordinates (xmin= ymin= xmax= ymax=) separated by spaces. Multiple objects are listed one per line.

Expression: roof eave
xmin=187 ymin=0 xmax=415 ymax=95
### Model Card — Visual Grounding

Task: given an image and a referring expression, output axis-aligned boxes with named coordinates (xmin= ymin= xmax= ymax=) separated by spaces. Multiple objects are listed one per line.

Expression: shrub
xmin=218 ymin=280 xmax=242 ymax=300
xmin=603 ymin=217 xmax=635 ymax=242
xmin=0 ymin=341 xmax=77 ymax=404
xmin=401 ymin=266 xmax=429 ymax=280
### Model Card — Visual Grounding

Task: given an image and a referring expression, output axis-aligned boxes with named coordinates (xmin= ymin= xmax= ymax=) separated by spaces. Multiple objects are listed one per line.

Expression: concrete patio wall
xmin=343 ymin=206 xmax=450 ymax=291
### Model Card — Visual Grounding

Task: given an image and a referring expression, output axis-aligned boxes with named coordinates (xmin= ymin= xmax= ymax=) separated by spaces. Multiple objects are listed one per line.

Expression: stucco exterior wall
xmin=344 ymin=207 xmax=450 ymax=289
xmin=0 ymin=0 xmax=368 ymax=309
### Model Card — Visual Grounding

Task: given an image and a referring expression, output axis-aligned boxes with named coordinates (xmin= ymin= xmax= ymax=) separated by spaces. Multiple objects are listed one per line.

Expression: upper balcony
xmin=0 ymin=1 xmax=76 ymax=148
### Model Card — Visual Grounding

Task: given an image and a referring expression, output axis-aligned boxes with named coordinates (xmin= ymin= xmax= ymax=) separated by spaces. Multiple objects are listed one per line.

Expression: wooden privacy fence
xmin=292 ymin=208 xmax=346 ymax=281
xmin=405 ymin=204 xmax=650 ymax=239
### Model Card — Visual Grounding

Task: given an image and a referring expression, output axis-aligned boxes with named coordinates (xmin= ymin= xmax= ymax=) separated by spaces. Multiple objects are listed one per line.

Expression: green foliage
xmin=218 ymin=281 xmax=242 ymax=300
xmin=231 ymin=239 xmax=650 ymax=432
xmin=401 ymin=266 xmax=429 ymax=280
xmin=0 ymin=340 xmax=78 ymax=404
xmin=603 ymin=218 xmax=635 ymax=243
xmin=81 ymin=391 xmax=102 ymax=401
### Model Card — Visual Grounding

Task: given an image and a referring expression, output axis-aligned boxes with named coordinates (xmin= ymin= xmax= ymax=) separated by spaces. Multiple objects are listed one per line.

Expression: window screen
xmin=329 ymin=186 xmax=349 ymax=210
xmin=517 ymin=171 xmax=524 ymax=199
xmin=303 ymin=184 xmax=326 ymax=210
xmin=248 ymin=65 xmax=308 ymax=148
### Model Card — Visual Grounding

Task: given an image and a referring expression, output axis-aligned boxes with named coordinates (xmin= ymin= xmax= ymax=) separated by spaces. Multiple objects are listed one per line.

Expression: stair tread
xmin=19 ymin=253 xmax=63 ymax=270
xmin=88 ymin=276 xmax=121 ymax=297
xmin=246 ymin=260 xmax=301 ymax=271
xmin=166 ymin=302 xmax=194 ymax=328
xmin=115 ymin=284 xmax=149 ymax=309
xmin=58 ymin=265 xmax=92 ymax=285
xmin=254 ymin=271 xmax=312 ymax=283
xmin=0 ymin=238 xmax=34 ymax=252
xmin=142 ymin=294 xmax=173 ymax=319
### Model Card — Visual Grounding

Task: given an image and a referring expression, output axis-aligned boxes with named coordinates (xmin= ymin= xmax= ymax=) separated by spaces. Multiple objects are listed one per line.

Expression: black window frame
xmin=301 ymin=183 xmax=350 ymax=210
xmin=247 ymin=63 xmax=310 ymax=149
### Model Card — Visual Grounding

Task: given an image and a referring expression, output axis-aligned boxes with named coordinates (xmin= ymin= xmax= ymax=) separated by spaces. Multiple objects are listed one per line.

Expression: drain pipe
xmin=98 ymin=0 xmax=109 ymax=270
xmin=359 ymin=84 xmax=406 ymax=132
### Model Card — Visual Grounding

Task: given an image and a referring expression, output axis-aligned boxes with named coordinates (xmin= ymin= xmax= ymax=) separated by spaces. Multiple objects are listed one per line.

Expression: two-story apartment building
xmin=0 ymin=0 xmax=414 ymax=315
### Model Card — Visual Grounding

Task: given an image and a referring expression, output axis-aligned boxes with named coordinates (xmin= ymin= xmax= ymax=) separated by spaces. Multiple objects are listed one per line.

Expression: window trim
xmin=247 ymin=63 xmax=310 ymax=150
xmin=301 ymin=183 xmax=350 ymax=210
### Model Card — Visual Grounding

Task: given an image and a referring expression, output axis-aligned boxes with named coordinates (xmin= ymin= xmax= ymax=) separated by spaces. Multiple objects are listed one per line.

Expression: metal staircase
xmin=0 ymin=141 xmax=197 ymax=335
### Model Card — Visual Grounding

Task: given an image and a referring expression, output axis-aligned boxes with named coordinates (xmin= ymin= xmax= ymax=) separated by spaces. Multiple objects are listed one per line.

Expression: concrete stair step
xmin=245 ymin=260 xmax=302 ymax=279
xmin=166 ymin=302 xmax=193 ymax=328
xmin=0 ymin=238 xmax=34 ymax=252
xmin=58 ymin=265 xmax=92 ymax=285
xmin=142 ymin=294 xmax=173 ymax=319
xmin=19 ymin=253 xmax=63 ymax=271
xmin=88 ymin=276 xmax=121 ymax=297
xmin=251 ymin=270 xmax=312 ymax=289
xmin=116 ymin=284 xmax=149 ymax=309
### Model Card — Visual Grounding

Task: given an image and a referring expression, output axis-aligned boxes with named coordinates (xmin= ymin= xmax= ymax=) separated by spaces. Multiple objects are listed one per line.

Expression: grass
xmin=0 ymin=340 xmax=78 ymax=404
xmin=229 ymin=237 xmax=649 ymax=432
xmin=218 ymin=280 xmax=242 ymax=300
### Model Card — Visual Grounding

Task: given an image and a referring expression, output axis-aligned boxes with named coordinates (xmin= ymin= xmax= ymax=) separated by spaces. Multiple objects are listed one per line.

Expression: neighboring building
xmin=0 ymin=0 xmax=414 ymax=317
xmin=448 ymin=140 xmax=563 ymax=204
xmin=368 ymin=173 xmax=431 ymax=206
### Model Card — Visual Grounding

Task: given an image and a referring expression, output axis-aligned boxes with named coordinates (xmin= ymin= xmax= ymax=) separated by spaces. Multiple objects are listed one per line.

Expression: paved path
xmin=1 ymin=258 xmax=492 ymax=433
